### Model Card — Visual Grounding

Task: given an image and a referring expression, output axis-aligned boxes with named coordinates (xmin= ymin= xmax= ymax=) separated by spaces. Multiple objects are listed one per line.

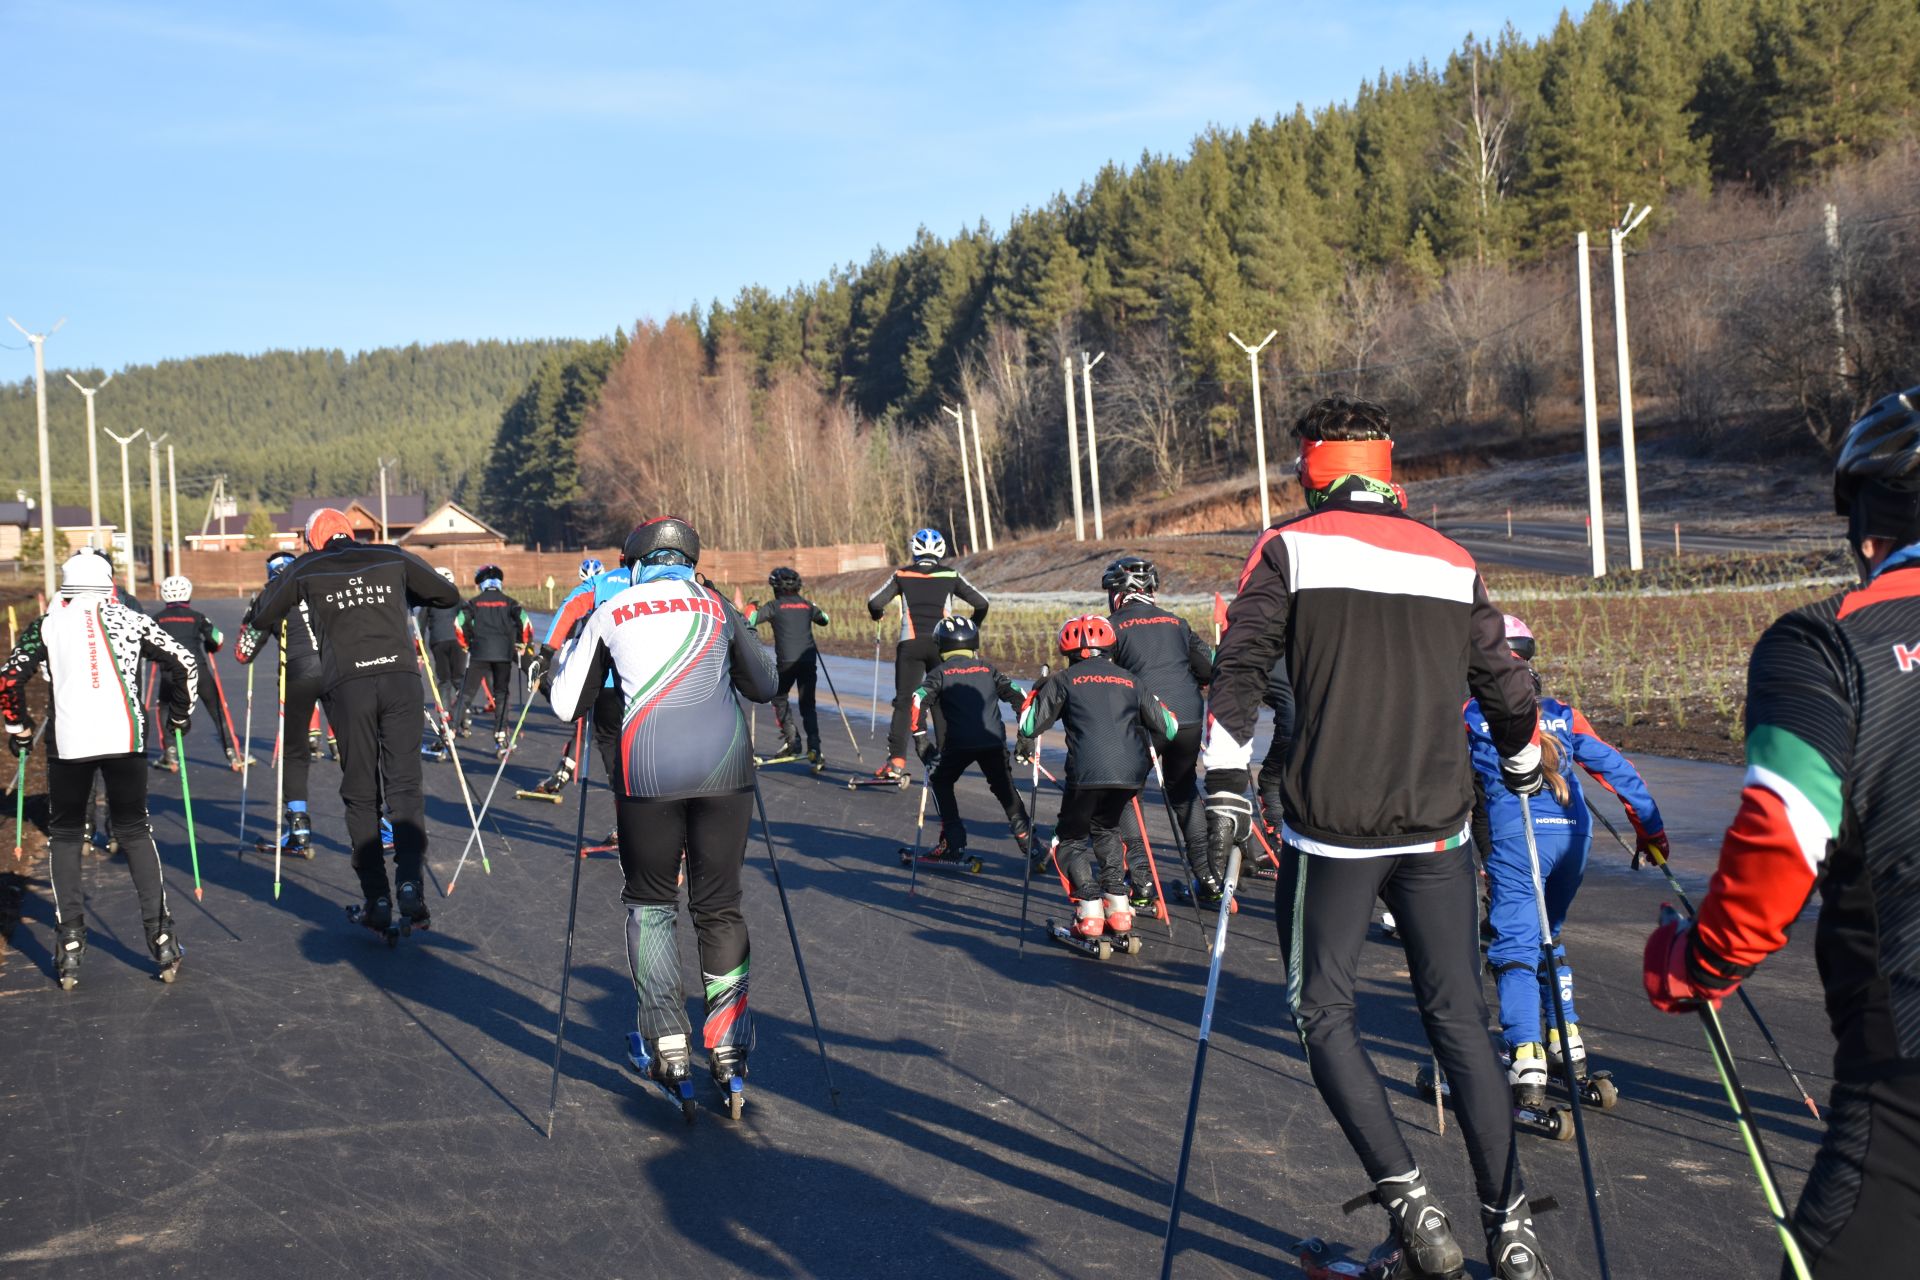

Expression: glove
xmin=167 ymin=709 xmax=192 ymax=736
xmin=235 ymin=627 xmax=261 ymax=664
xmin=1013 ymin=734 xmax=1036 ymax=765
xmin=6 ymin=717 xmax=33 ymax=757
xmin=1204 ymin=771 xmax=1253 ymax=867
xmin=1643 ymin=911 xmax=1737 ymax=1013
xmin=1632 ymin=829 xmax=1670 ymax=870
xmin=1500 ymin=742 xmax=1544 ymax=797
xmin=914 ymin=736 xmax=938 ymax=768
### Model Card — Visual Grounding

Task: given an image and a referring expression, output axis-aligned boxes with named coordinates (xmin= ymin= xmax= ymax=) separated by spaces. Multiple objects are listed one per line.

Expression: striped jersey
xmin=867 ymin=558 xmax=989 ymax=642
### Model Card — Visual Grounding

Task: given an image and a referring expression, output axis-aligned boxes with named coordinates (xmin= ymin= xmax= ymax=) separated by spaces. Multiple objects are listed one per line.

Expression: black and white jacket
xmin=0 ymin=592 xmax=197 ymax=761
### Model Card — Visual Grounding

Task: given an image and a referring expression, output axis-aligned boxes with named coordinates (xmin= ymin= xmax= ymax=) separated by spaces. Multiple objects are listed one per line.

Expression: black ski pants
xmin=930 ymin=745 xmax=1029 ymax=848
xmin=1159 ymin=721 xmax=1208 ymax=875
xmin=887 ymin=637 xmax=944 ymax=764
xmin=773 ymin=652 xmax=819 ymax=750
xmin=1054 ymin=785 xmax=1134 ymax=899
xmin=324 ymin=672 xmax=428 ymax=902
xmin=429 ymin=639 xmax=466 ymax=709
xmin=1277 ymin=842 xmax=1523 ymax=1211
xmin=454 ymin=659 xmax=513 ymax=737
xmin=153 ymin=666 xmax=235 ymax=755
xmin=46 ymin=753 xmax=168 ymax=930
xmin=283 ymin=671 xmax=322 ymax=808
xmin=1791 ymin=1071 xmax=1920 ymax=1278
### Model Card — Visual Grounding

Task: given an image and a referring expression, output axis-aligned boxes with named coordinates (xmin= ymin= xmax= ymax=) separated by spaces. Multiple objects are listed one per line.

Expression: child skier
xmin=1468 ymin=613 xmax=1666 ymax=1111
xmin=747 ymin=566 xmax=830 ymax=769
xmin=907 ymin=615 xmax=1033 ymax=865
xmin=421 ymin=566 xmax=465 ymax=710
xmin=450 ymin=565 xmax=531 ymax=758
xmin=1019 ymin=615 xmax=1179 ymax=948
xmin=865 ymin=528 xmax=989 ymax=783
xmin=150 ymin=575 xmax=245 ymax=772
xmin=237 ymin=551 xmax=327 ymax=855
xmin=0 ymin=552 xmax=200 ymax=988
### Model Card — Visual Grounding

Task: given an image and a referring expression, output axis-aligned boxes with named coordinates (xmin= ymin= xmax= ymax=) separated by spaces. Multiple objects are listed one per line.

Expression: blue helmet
xmin=266 ymin=552 xmax=296 ymax=581
xmin=910 ymin=528 xmax=947 ymax=560
xmin=578 ymin=557 xmax=604 ymax=582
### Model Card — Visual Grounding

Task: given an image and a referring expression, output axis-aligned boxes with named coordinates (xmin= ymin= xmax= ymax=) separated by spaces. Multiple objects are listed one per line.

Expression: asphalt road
xmin=1443 ymin=519 xmax=1829 ymax=576
xmin=0 ymin=603 xmax=1831 ymax=1278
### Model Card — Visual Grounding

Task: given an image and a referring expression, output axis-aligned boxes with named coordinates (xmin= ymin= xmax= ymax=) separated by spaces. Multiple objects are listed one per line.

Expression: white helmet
xmin=909 ymin=527 xmax=947 ymax=560
xmin=59 ymin=551 xmax=114 ymax=595
xmin=435 ymin=566 xmax=455 ymax=581
xmin=160 ymin=575 xmax=193 ymax=603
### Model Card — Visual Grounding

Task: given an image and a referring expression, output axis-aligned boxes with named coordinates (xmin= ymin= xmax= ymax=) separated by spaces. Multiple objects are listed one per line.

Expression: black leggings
xmin=929 ymin=745 xmax=1029 ymax=847
xmin=282 ymin=672 xmax=322 ymax=806
xmin=886 ymin=638 xmax=943 ymax=763
xmin=616 ymin=790 xmax=753 ymax=1050
xmin=429 ymin=639 xmax=466 ymax=709
xmin=1160 ymin=721 xmax=1208 ymax=875
xmin=1791 ymin=1072 xmax=1920 ymax=1277
xmin=46 ymin=753 xmax=168 ymax=929
xmin=454 ymin=660 xmax=512 ymax=736
xmin=773 ymin=654 xmax=819 ymax=749
xmin=324 ymin=672 xmax=428 ymax=901
xmin=154 ymin=667 xmax=234 ymax=754
xmin=1053 ymin=785 xmax=1134 ymax=899
xmin=1277 ymin=843 xmax=1522 ymax=1210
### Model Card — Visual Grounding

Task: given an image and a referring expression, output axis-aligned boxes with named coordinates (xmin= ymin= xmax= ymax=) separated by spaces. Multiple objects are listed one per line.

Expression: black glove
xmin=1205 ymin=770 xmax=1253 ymax=866
xmin=915 ymin=736 xmax=938 ymax=768
xmin=167 ymin=709 xmax=192 ymax=736
xmin=1014 ymin=734 xmax=1036 ymax=765
xmin=1500 ymin=743 xmax=1544 ymax=797
xmin=6 ymin=717 xmax=33 ymax=757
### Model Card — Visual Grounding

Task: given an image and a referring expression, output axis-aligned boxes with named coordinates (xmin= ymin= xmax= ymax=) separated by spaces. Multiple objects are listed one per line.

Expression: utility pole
xmin=1576 ymin=234 xmax=1605 ymax=578
xmin=105 ymin=427 xmax=143 ymax=593
xmin=1610 ymin=203 xmax=1653 ymax=571
xmin=969 ymin=406 xmax=994 ymax=550
xmin=64 ymin=371 xmax=112 ymax=548
xmin=1825 ymin=202 xmax=1849 ymax=386
xmin=1063 ymin=357 xmax=1085 ymax=541
xmin=7 ymin=317 xmax=65 ymax=601
xmin=1229 ymin=330 xmax=1280 ymax=528
xmin=167 ymin=441 xmax=182 ymax=574
xmin=1081 ymin=351 xmax=1106 ymax=541
xmin=376 ymin=457 xmax=398 ymax=543
xmin=148 ymin=432 xmax=169 ymax=585
xmin=940 ymin=406 xmax=979 ymax=554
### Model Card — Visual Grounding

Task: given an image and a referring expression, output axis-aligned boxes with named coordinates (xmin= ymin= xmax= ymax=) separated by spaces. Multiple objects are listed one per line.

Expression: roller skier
xmin=1018 ymin=615 xmax=1178 ymax=958
xmin=746 ymin=566 xmax=830 ymax=771
xmin=524 ymin=557 xmax=630 ymax=856
xmin=865 ymin=528 xmax=988 ymax=785
xmin=420 ymin=566 xmax=466 ymax=711
xmin=0 ymin=552 xmax=199 ymax=988
xmin=905 ymin=615 xmax=1033 ymax=872
xmin=548 ymin=517 xmax=776 ymax=1118
xmin=1470 ymin=613 xmax=1662 ymax=1117
xmin=449 ymin=565 xmax=531 ymax=759
xmin=1643 ymin=387 xmax=1920 ymax=1278
xmin=236 ymin=552 xmax=326 ymax=857
xmin=246 ymin=507 xmax=460 ymax=939
xmin=1202 ymin=397 xmax=1551 ymax=1279
xmin=1104 ymin=554 xmax=1212 ymax=914
xmin=149 ymin=575 xmax=245 ymax=772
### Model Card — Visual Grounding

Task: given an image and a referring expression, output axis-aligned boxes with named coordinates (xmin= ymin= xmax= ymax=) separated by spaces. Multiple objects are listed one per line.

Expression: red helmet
xmin=1057 ymin=614 xmax=1116 ymax=659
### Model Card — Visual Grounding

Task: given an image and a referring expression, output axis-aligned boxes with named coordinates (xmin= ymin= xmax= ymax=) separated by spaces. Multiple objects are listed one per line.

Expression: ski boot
xmin=807 ymin=746 xmax=825 ymax=774
xmin=1508 ymin=1042 xmax=1548 ymax=1114
xmin=537 ymin=759 xmax=574 ymax=795
xmin=1128 ymin=879 xmax=1161 ymax=920
xmin=421 ymin=725 xmax=449 ymax=762
xmin=1194 ymin=873 xmax=1225 ymax=908
xmin=1481 ymin=1195 xmax=1552 ymax=1280
xmin=779 ymin=731 xmax=803 ymax=762
xmin=1380 ymin=909 xmax=1401 ymax=940
xmin=1103 ymin=893 xmax=1142 ymax=956
xmin=1010 ymin=815 xmax=1034 ymax=861
xmin=145 ymin=914 xmax=184 ymax=983
xmin=457 ymin=712 xmax=473 ymax=739
xmin=1546 ymin=1024 xmax=1584 ymax=1076
xmin=309 ymin=729 xmax=323 ymax=759
xmin=493 ymin=730 xmax=509 ymax=759
xmin=1369 ymin=1170 xmax=1466 ymax=1279
xmin=1545 ymin=1023 xmax=1617 ymax=1108
xmin=53 ymin=919 xmax=86 ymax=990
xmin=225 ymin=745 xmax=245 ymax=772
xmin=710 ymin=1045 xmax=749 ymax=1120
xmin=395 ymin=881 xmax=431 ymax=936
xmin=347 ymin=894 xmax=397 ymax=946
xmin=627 ymin=1031 xmax=698 ymax=1123
xmin=153 ymin=745 xmax=179 ymax=773
xmin=283 ymin=802 xmax=314 ymax=859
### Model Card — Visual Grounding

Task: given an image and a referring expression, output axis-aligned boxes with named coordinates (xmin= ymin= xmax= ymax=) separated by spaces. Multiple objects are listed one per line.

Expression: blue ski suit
xmin=1467 ymin=694 xmax=1664 ymax=1048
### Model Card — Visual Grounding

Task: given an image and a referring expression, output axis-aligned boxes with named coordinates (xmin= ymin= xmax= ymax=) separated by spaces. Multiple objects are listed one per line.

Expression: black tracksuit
xmin=421 ymin=599 xmax=465 ymax=708
xmin=1257 ymin=656 xmax=1295 ymax=827
xmin=1203 ymin=480 xmax=1538 ymax=1214
xmin=150 ymin=603 xmax=236 ymax=755
xmin=239 ymin=598 xmax=326 ymax=807
xmin=1020 ymin=655 xmax=1178 ymax=900
xmin=452 ymin=588 xmax=530 ymax=737
xmin=1108 ymin=596 xmax=1213 ymax=876
xmin=246 ymin=539 xmax=460 ymax=903
xmin=910 ymin=653 xmax=1031 ymax=851
xmin=868 ymin=558 xmax=989 ymax=764
xmin=748 ymin=592 xmax=829 ymax=753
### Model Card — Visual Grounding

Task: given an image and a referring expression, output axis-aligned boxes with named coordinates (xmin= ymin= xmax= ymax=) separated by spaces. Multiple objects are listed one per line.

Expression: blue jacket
xmin=544 ymin=568 xmax=633 ymax=689
xmin=1466 ymin=695 xmax=1664 ymax=845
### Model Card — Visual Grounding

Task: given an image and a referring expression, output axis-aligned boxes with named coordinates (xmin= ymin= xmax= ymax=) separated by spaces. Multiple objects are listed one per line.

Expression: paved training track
xmin=0 ymin=600 xmax=1828 ymax=1278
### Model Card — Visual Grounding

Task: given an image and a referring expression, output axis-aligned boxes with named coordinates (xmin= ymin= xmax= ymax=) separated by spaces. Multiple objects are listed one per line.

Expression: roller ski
xmin=1296 ymin=1235 xmax=1408 ymax=1279
xmin=581 ymin=828 xmax=618 ymax=858
xmin=1172 ymin=874 xmax=1238 ymax=913
xmin=754 ymin=751 xmax=809 ymax=768
xmin=152 ymin=746 xmax=179 ymax=774
xmin=395 ymin=880 xmax=431 ymax=937
xmin=255 ymin=803 xmax=315 ymax=859
xmin=626 ymin=1032 xmax=698 ymax=1123
xmin=493 ymin=730 xmax=509 ymax=760
xmin=1339 ymin=1171 xmax=1469 ymax=1280
xmin=807 ymin=747 xmax=825 ymax=774
xmin=1417 ymin=1062 xmax=1575 ymax=1143
xmin=1532 ymin=1026 xmax=1618 ymax=1110
xmin=900 ymin=833 xmax=983 ymax=874
xmin=517 ymin=759 xmax=572 ymax=803
xmin=53 ymin=920 xmax=86 ymax=990
xmin=1046 ymin=896 xmax=1142 ymax=960
xmin=710 ymin=1045 xmax=748 ymax=1121
xmin=420 ymin=725 xmax=449 ymax=763
xmin=146 ymin=915 xmax=184 ymax=983
xmin=225 ymin=746 xmax=251 ymax=772
xmin=347 ymin=894 xmax=399 ymax=947
xmin=848 ymin=758 xmax=911 ymax=790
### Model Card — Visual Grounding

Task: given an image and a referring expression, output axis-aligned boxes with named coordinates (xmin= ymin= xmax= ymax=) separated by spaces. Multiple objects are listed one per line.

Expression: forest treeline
xmin=0 ymin=341 xmax=559 ymax=539
xmin=480 ymin=0 xmax=1920 ymax=554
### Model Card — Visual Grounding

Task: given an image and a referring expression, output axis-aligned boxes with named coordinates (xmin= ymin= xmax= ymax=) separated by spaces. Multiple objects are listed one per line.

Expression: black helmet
xmin=474 ymin=564 xmax=503 ymax=587
xmin=623 ymin=516 xmax=701 ymax=569
xmin=1835 ymin=385 xmax=1920 ymax=545
xmin=933 ymin=615 xmax=979 ymax=654
xmin=769 ymin=566 xmax=802 ymax=592
xmin=1101 ymin=555 xmax=1157 ymax=598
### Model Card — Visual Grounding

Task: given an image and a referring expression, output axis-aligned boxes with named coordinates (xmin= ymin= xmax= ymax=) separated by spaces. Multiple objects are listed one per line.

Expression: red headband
xmin=1297 ymin=437 xmax=1392 ymax=490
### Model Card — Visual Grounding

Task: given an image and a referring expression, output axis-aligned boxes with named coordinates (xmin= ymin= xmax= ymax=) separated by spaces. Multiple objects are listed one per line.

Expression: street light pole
xmin=1081 ymin=351 xmax=1106 ymax=541
xmin=376 ymin=457 xmax=398 ymax=543
xmin=1610 ymin=203 xmax=1653 ymax=571
xmin=64 ymin=372 xmax=112 ymax=547
xmin=148 ymin=432 xmax=170 ymax=585
xmin=105 ymin=427 xmax=143 ymax=593
xmin=1575 ymin=233 xmax=1606 ymax=579
xmin=8 ymin=316 xmax=66 ymax=602
xmin=1063 ymin=357 xmax=1085 ymax=541
xmin=969 ymin=406 xmax=994 ymax=550
xmin=1229 ymin=330 xmax=1280 ymax=528
xmin=167 ymin=442 xmax=182 ymax=575
xmin=940 ymin=405 xmax=979 ymax=555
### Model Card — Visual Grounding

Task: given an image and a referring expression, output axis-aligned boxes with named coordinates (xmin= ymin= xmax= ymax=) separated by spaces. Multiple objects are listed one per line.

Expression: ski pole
xmin=415 ymin=627 xmax=490 ymax=880
xmin=447 ymin=659 xmax=540 ymax=895
xmin=1150 ymin=750 xmax=1208 ymax=934
xmin=174 ymin=726 xmax=203 ymax=901
xmin=745 ymin=734 xmax=841 ymax=1110
xmin=272 ymin=622 xmax=286 ymax=900
xmin=1129 ymin=796 xmax=1174 ymax=939
xmin=545 ymin=708 xmax=593 ymax=1139
xmin=10 ymin=741 xmax=27 ymax=858
xmin=237 ymin=652 xmax=255 ymax=855
xmin=1519 ymin=793 xmax=1611 ymax=1279
xmin=1692 ymin=959 xmax=1813 ymax=1280
xmin=868 ymin=624 xmax=882 ymax=740
xmin=206 ymin=657 xmax=241 ymax=767
xmin=1592 ymin=806 xmax=1821 ymax=1120
xmin=816 ymin=655 xmax=863 ymax=763
xmin=905 ymin=773 xmax=930 ymax=898
xmin=1159 ymin=842 xmax=1243 ymax=1280
xmin=1016 ymin=664 xmax=1047 ymax=959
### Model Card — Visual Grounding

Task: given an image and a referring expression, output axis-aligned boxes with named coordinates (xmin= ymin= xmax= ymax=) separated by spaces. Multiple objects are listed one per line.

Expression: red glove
xmin=1632 ymin=829 xmax=1670 ymax=870
xmin=1643 ymin=915 xmax=1736 ymax=1013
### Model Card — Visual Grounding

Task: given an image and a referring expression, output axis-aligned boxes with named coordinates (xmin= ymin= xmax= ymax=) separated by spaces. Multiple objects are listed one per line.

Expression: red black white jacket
xmin=1019 ymin=655 xmax=1178 ymax=789
xmin=0 ymin=592 xmax=197 ymax=761
xmin=1203 ymin=482 xmax=1536 ymax=856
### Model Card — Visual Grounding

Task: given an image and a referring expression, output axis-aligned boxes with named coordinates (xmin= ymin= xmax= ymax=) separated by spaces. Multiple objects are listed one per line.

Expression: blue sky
xmin=3 ymin=0 xmax=1570 ymax=372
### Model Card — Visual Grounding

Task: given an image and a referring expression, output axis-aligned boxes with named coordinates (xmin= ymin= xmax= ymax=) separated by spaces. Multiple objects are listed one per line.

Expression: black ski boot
xmin=1370 ymin=1170 xmax=1466 ymax=1279
xmin=493 ymin=730 xmax=509 ymax=759
xmin=536 ymin=759 xmax=574 ymax=795
xmin=283 ymin=805 xmax=313 ymax=859
xmin=1481 ymin=1195 xmax=1552 ymax=1280
xmin=929 ymin=830 xmax=967 ymax=862
xmin=145 ymin=914 xmax=184 ymax=983
xmin=347 ymin=894 xmax=397 ymax=945
xmin=395 ymin=881 xmax=431 ymax=936
xmin=710 ymin=1045 xmax=748 ymax=1120
xmin=627 ymin=1031 xmax=698 ymax=1122
xmin=309 ymin=729 xmax=323 ymax=759
xmin=1194 ymin=873 xmax=1226 ymax=908
xmin=54 ymin=919 xmax=86 ymax=990
xmin=807 ymin=745 xmax=824 ymax=774
xmin=153 ymin=745 xmax=179 ymax=774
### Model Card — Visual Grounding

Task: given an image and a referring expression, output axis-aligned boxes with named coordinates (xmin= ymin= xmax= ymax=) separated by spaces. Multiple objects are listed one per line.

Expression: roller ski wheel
xmin=711 ymin=1047 xmax=748 ymax=1121
xmin=1513 ymin=1104 xmax=1576 ymax=1142
xmin=1501 ymin=1045 xmax=1618 ymax=1111
xmin=627 ymin=1032 xmax=698 ymax=1124
xmin=1045 ymin=918 xmax=1112 ymax=960
xmin=347 ymin=896 xmax=399 ymax=948
xmin=1296 ymin=1235 xmax=1412 ymax=1279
